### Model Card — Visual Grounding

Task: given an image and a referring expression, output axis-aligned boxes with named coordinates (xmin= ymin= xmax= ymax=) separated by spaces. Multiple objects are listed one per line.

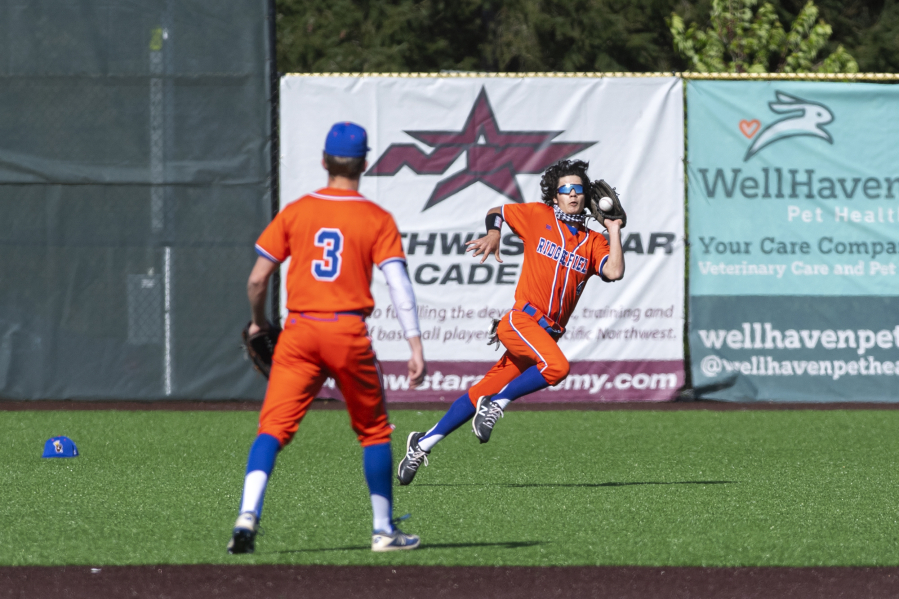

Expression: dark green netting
xmin=0 ymin=0 xmax=273 ymax=399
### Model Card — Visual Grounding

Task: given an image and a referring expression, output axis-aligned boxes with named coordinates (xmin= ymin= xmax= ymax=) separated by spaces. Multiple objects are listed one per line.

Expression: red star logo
xmin=366 ymin=88 xmax=596 ymax=210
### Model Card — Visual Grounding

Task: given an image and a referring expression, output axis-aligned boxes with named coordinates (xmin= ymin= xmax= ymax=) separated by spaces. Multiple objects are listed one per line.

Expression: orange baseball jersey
xmin=501 ymin=202 xmax=610 ymax=330
xmin=255 ymin=187 xmax=405 ymax=315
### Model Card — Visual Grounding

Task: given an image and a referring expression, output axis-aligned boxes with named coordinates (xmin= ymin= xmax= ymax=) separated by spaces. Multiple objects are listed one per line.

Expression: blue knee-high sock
xmin=420 ymin=393 xmax=476 ymax=443
xmin=493 ymin=365 xmax=550 ymax=403
xmin=240 ymin=433 xmax=281 ymax=518
xmin=246 ymin=433 xmax=281 ymax=475
xmin=363 ymin=442 xmax=393 ymax=532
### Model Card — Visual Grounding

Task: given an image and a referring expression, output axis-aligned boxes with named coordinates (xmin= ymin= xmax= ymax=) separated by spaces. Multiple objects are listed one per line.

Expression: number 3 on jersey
xmin=312 ymin=228 xmax=344 ymax=281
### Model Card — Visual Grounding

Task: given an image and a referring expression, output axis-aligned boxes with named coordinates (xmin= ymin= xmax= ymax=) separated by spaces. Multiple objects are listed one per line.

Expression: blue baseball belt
xmin=288 ymin=310 xmax=365 ymax=323
xmin=520 ymin=303 xmax=564 ymax=340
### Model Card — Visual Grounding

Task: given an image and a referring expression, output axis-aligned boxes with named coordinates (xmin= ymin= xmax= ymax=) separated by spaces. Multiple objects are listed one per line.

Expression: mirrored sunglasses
xmin=557 ymin=184 xmax=584 ymax=195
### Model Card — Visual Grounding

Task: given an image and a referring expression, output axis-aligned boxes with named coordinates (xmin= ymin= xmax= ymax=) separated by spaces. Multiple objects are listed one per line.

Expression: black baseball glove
xmin=589 ymin=179 xmax=627 ymax=229
xmin=242 ymin=321 xmax=281 ymax=379
xmin=487 ymin=318 xmax=501 ymax=351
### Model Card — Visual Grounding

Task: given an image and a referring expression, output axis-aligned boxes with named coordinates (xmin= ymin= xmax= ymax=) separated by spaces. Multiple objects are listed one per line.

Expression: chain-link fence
xmin=0 ymin=0 xmax=275 ymax=399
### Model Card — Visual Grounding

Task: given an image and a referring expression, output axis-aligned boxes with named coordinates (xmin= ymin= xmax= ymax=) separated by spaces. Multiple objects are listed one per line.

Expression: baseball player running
xmin=396 ymin=159 xmax=624 ymax=485
xmin=228 ymin=122 xmax=426 ymax=554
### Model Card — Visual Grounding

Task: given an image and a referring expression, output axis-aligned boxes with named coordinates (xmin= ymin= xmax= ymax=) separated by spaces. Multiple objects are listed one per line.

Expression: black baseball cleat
xmin=396 ymin=431 xmax=429 ymax=485
xmin=227 ymin=512 xmax=258 ymax=554
xmin=472 ymin=395 xmax=504 ymax=443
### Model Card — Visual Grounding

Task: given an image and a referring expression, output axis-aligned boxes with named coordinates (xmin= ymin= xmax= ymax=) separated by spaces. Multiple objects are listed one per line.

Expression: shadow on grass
xmin=507 ymin=481 xmax=736 ymax=488
xmin=268 ymin=540 xmax=542 ymax=555
xmin=418 ymin=481 xmax=736 ymax=488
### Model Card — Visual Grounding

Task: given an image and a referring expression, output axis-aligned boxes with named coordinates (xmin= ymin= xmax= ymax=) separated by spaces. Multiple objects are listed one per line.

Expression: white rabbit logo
xmin=744 ymin=91 xmax=834 ymax=161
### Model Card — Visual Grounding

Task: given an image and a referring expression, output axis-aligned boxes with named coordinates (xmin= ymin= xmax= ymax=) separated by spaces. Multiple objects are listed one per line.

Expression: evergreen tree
xmin=274 ymin=0 xmax=896 ymax=73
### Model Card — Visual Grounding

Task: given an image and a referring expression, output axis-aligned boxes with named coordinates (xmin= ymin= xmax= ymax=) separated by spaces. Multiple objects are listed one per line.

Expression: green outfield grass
xmin=3 ymin=408 xmax=899 ymax=567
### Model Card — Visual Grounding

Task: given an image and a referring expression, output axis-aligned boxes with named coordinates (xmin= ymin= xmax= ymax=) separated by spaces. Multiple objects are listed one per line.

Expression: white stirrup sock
xmin=371 ymin=494 xmax=392 ymax=533
xmin=418 ymin=432 xmax=444 ymax=453
xmin=239 ymin=470 xmax=269 ymax=515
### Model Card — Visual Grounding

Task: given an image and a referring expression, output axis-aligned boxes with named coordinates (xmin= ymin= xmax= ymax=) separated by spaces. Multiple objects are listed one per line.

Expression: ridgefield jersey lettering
xmin=501 ymin=202 xmax=609 ymax=330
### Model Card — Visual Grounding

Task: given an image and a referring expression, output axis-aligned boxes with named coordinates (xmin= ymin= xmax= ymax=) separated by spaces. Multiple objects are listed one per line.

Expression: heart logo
xmin=739 ymin=119 xmax=761 ymax=138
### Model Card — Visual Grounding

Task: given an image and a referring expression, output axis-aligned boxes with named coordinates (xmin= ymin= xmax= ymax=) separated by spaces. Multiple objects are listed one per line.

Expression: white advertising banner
xmin=279 ymin=75 xmax=685 ymax=402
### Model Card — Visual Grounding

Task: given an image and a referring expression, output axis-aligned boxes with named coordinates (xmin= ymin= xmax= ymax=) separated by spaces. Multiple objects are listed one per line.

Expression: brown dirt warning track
xmin=3 ymin=565 xmax=899 ymax=599
xmin=5 ymin=399 xmax=899 ymax=598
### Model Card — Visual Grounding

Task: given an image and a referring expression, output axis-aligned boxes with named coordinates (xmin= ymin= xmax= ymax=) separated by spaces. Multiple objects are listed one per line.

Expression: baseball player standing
xmin=397 ymin=159 xmax=624 ymax=485
xmin=228 ymin=122 xmax=426 ymax=553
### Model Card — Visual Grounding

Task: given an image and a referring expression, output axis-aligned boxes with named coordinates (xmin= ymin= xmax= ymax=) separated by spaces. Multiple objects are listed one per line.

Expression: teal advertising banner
xmin=688 ymin=80 xmax=899 ymax=402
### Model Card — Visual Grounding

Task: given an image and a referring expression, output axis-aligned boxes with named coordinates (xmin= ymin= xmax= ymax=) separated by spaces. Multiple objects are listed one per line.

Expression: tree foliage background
xmin=668 ymin=0 xmax=859 ymax=73
xmin=276 ymin=0 xmax=899 ymax=73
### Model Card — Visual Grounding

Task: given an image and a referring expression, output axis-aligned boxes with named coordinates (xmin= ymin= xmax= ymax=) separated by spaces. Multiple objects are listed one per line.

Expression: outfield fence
xmin=279 ymin=72 xmax=899 ymax=403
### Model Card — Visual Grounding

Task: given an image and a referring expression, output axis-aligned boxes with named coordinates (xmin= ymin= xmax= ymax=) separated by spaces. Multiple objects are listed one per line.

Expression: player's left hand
xmin=465 ymin=230 xmax=503 ymax=264
xmin=242 ymin=321 xmax=281 ymax=379
xmin=604 ymin=218 xmax=623 ymax=233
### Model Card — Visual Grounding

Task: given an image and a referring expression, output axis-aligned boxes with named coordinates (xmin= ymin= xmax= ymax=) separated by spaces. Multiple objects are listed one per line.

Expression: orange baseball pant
xmin=257 ymin=312 xmax=392 ymax=448
xmin=466 ymin=308 xmax=570 ymax=404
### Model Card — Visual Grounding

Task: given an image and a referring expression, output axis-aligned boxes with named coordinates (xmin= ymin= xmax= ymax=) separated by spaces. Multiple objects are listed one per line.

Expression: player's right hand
xmin=465 ymin=230 xmax=503 ymax=264
xmin=406 ymin=336 xmax=427 ymax=389
xmin=247 ymin=320 xmax=271 ymax=337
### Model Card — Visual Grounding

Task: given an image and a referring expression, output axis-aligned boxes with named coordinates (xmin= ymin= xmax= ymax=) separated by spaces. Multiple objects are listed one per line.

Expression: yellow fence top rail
xmin=283 ymin=71 xmax=899 ymax=82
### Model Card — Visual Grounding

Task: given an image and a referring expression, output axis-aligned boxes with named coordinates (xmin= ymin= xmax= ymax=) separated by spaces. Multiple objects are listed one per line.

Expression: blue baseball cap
xmin=324 ymin=122 xmax=370 ymax=158
xmin=42 ymin=436 xmax=79 ymax=458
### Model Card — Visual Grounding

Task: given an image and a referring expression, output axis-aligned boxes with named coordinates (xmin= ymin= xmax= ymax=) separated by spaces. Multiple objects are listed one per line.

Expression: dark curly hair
xmin=539 ymin=159 xmax=591 ymax=212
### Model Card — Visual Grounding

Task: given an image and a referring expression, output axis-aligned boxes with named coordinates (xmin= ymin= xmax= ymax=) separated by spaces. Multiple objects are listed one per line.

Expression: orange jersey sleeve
xmin=371 ymin=215 xmax=405 ymax=268
xmin=500 ymin=202 xmax=544 ymax=243
xmin=590 ymin=230 xmax=611 ymax=279
xmin=255 ymin=188 xmax=406 ymax=315
xmin=255 ymin=211 xmax=290 ymax=263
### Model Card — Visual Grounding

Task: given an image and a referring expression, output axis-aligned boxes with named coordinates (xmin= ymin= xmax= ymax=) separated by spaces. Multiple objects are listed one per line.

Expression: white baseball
xmin=598 ymin=197 xmax=613 ymax=211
